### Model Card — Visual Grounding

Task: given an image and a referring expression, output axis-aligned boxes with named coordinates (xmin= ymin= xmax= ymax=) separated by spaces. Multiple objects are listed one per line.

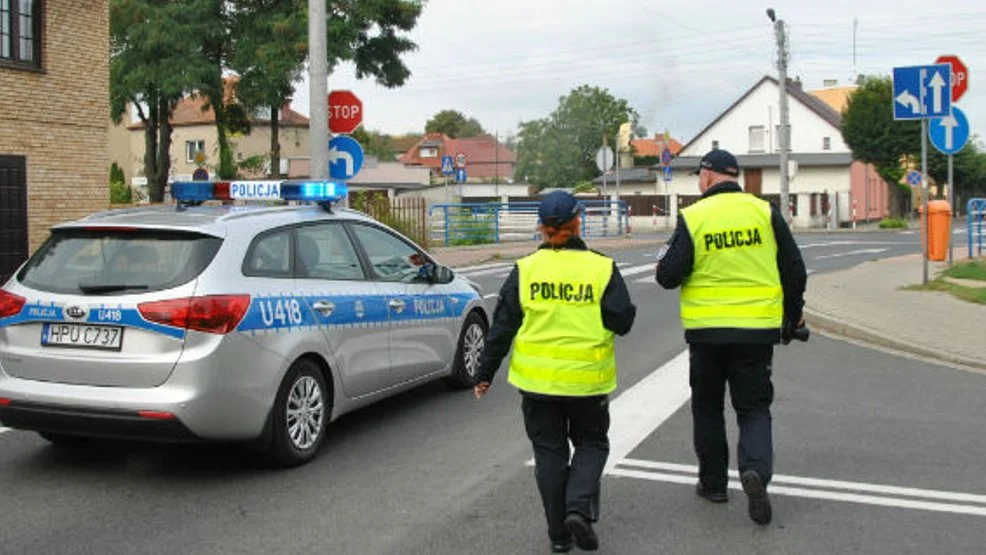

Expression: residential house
xmin=287 ymin=156 xmax=433 ymax=201
xmin=630 ymin=134 xmax=684 ymax=159
xmin=1 ymin=0 xmax=109 ymax=281
xmin=670 ymin=75 xmax=889 ymax=228
xmin=399 ymin=133 xmax=517 ymax=183
xmin=109 ymin=77 xmax=311 ymax=192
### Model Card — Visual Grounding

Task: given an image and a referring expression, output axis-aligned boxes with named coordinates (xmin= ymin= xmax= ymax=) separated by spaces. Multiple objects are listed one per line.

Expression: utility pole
xmin=309 ymin=0 xmax=329 ymax=181
xmin=768 ymin=8 xmax=791 ymax=224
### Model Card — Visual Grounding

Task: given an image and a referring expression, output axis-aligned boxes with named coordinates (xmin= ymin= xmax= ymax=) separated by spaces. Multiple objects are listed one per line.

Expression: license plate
xmin=41 ymin=323 xmax=124 ymax=351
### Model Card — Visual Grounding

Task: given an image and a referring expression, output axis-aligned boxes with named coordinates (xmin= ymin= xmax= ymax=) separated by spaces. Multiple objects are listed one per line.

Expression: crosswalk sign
xmin=441 ymin=155 xmax=455 ymax=176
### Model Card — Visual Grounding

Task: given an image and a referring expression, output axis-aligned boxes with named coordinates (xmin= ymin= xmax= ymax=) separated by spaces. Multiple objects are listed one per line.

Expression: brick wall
xmin=0 ymin=0 xmax=110 ymax=253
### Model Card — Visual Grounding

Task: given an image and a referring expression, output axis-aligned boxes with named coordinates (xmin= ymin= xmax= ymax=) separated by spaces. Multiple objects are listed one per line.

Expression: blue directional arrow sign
xmin=929 ymin=106 xmax=970 ymax=155
xmin=906 ymin=170 xmax=923 ymax=187
xmin=663 ymin=165 xmax=672 ymax=182
xmin=893 ymin=64 xmax=952 ymax=120
xmin=441 ymin=155 xmax=455 ymax=176
xmin=328 ymin=135 xmax=364 ymax=180
xmin=455 ymin=168 xmax=467 ymax=183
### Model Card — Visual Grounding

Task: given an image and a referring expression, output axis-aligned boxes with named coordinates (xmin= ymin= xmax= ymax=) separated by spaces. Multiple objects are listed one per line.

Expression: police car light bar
xmin=170 ymin=180 xmax=348 ymax=205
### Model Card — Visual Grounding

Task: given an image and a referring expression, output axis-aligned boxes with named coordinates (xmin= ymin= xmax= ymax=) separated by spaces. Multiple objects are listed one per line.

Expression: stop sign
xmin=935 ymin=55 xmax=968 ymax=102
xmin=328 ymin=90 xmax=363 ymax=134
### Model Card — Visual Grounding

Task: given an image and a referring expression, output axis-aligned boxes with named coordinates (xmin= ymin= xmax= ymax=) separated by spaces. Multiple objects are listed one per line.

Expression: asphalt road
xmin=1 ymin=228 xmax=983 ymax=554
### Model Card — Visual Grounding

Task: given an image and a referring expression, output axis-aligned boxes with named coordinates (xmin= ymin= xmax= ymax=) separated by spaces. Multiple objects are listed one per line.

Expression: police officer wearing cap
xmin=655 ymin=148 xmax=807 ymax=526
xmin=474 ymin=190 xmax=636 ymax=553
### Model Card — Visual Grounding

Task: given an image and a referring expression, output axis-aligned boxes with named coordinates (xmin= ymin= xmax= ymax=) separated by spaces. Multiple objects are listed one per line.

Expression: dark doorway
xmin=0 ymin=156 xmax=29 ymax=284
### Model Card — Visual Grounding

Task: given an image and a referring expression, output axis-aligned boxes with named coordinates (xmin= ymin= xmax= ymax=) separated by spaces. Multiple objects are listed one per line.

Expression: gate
xmin=968 ymin=198 xmax=986 ymax=258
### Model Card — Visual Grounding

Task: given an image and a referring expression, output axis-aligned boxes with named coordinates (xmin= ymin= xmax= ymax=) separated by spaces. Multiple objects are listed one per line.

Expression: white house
xmin=670 ymin=76 xmax=890 ymax=228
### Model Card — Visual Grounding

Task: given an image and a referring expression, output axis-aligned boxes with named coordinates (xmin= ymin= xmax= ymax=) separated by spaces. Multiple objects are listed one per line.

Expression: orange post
xmin=919 ymin=200 xmax=952 ymax=261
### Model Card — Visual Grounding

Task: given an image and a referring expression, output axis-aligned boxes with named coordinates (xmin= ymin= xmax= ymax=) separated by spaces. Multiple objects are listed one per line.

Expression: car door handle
xmin=312 ymin=301 xmax=335 ymax=316
xmin=388 ymin=298 xmax=406 ymax=311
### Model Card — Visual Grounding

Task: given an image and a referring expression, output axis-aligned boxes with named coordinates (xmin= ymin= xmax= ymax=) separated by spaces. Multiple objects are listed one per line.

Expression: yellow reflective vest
xmin=508 ymin=249 xmax=617 ymax=396
xmin=679 ymin=192 xmax=783 ymax=331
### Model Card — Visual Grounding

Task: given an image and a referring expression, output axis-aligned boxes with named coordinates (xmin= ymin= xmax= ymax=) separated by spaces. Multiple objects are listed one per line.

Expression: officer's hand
xmin=781 ymin=319 xmax=796 ymax=345
xmin=474 ymin=381 xmax=491 ymax=399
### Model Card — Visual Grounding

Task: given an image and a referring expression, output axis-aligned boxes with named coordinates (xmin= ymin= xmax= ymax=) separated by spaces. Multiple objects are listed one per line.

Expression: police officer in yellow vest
xmin=656 ymin=148 xmax=807 ymax=526
xmin=474 ymin=190 xmax=636 ymax=553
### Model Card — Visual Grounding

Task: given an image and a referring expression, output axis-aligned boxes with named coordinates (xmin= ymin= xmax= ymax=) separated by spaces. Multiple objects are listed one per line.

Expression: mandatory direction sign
xmin=662 ymin=165 xmax=672 ymax=182
xmin=455 ymin=168 xmax=467 ymax=183
xmin=935 ymin=55 xmax=968 ymax=102
xmin=929 ymin=106 xmax=971 ymax=155
xmin=328 ymin=90 xmax=363 ymax=134
xmin=893 ymin=64 xmax=952 ymax=120
xmin=328 ymin=135 xmax=364 ymax=180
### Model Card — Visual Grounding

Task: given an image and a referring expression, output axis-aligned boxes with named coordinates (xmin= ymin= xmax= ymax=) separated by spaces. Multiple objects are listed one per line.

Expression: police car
xmin=0 ymin=180 xmax=489 ymax=466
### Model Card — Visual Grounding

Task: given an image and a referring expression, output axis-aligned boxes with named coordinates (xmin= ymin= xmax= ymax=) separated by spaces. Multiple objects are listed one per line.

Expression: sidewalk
xmin=804 ymin=249 xmax=986 ymax=372
xmin=429 ymin=235 xmax=667 ymax=268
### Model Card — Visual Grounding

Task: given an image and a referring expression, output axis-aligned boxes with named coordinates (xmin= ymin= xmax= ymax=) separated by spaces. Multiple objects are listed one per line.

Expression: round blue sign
xmin=928 ymin=106 xmax=970 ymax=156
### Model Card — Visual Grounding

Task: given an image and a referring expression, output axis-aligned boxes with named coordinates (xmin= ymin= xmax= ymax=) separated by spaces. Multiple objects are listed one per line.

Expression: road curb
xmin=803 ymin=305 xmax=986 ymax=371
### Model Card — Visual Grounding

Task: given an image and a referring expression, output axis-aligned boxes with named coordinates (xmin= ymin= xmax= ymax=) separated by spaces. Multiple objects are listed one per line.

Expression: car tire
xmin=264 ymin=358 xmax=330 ymax=468
xmin=444 ymin=311 xmax=487 ymax=390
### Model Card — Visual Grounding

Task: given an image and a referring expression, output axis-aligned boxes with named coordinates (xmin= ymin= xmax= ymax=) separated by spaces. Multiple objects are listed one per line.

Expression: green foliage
xmin=447 ymin=208 xmax=496 ymax=246
xmin=572 ymin=181 xmax=596 ymax=194
xmin=351 ymin=127 xmax=400 ymax=161
xmin=110 ymin=162 xmax=126 ymax=185
xmin=109 ymin=181 xmax=132 ymax=204
xmin=634 ymin=155 xmax=659 ymax=167
xmin=841 ymin=76 xmax=921 ymax=183
xmin=425 ymin=110 xmax=485 ymax=138
xmin=350 ymin=191 xmax=429 ymax=248
xmin=878 ymin=217 xmax=908 ymax=229
xmin=236 ymin=153 xmax=268 ymax=176
xmin=515 ymin=85 xmax=638 ymax=189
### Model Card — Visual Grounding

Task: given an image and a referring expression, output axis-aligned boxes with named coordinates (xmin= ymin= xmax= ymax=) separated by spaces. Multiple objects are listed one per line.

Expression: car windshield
xmin=17 ymin=228 xmax=222 ymax=295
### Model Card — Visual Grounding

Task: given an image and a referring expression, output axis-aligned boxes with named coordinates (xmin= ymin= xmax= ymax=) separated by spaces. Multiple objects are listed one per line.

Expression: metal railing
xmin=968 ymin=198 xmax=986 ymax=258
xmin=428 ymin=201 xmax=629 ymax=247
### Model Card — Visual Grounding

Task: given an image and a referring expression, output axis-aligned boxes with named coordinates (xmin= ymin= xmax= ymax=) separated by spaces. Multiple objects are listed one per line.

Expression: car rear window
xmin=17 ymin=228 xmax=223 ymax=295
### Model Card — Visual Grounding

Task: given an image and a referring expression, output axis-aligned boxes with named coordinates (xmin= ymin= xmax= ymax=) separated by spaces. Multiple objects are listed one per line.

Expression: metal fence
xmin=968 ymin=198 xmax=986 ymax=258
xmin=428 ymin=201 xmax=629 ymax=247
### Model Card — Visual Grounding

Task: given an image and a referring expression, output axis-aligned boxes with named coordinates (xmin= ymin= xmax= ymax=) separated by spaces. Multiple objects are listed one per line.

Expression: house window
xmin=748 ymin=126 xmax=766 ymax=153
xmin=185 ymin=140 xmax=205 ymax=163
xmin=0 ymin=0 xmax=41 ymax=68
xmin=419 ymin=147 xmax=438 ymax=158
xmin=823 ymin=136 xmax=831 ymax=151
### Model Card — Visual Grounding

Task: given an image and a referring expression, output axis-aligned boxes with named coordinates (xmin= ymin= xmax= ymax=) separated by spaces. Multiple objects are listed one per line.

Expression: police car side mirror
xmin=421 ymin=263 xmax=454 ymax=284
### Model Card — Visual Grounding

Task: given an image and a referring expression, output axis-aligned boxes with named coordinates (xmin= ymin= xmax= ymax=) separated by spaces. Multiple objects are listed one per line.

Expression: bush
xmin=350 ymin=190 xmax=430 ymax=248
xmin=878 ymin=217 xmax=909 ymax=229
xmin=110 ymin=162 xmax=126 ymax=185
xmin=109 ymin=180 xmax=132 ymax=204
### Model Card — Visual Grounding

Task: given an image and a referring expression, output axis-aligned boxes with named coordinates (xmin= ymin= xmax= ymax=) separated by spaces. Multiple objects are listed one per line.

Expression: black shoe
xmin=696 ymin=482 xmax=729 ymax=503
xmin=563 ymin=512 xmax=599 ymax=551
xmin=550 ymin=537 xmax=572 ymax=553
xmin=740 ymin=470 xmax=772 ymax=525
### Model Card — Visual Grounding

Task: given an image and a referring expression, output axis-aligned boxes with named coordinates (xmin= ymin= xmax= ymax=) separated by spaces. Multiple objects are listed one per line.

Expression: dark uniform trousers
xmin=689 ymin=343 xmax=775 ymax=492
xmin=521 ymin=393 xmax=610 ymax=540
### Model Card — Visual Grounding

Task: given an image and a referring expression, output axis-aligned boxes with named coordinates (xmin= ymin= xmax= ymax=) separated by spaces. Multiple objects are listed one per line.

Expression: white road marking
xmin=526 ymin=349 xmax=692 ymax=472
xmin=0 ymin=427 xmax=10 ymax=435
xmin=617 ymin=262 xmax=631 ymax=268
xmin=458 ymin=266 xmax=516 ymax=278
xmin=807 ymin=268 xmax=818 ymax=275
xmin=814 ymin=248 xmax=888 ymax=260
xmin=454 ymin=262 xmax=514 ymax=273
xmin=609 ymin=466 xmax=986 ymax=517
xmin=619 ymin=459 xmax=986 ymax=505
xmin=618 ymin=263 xmax=656 ymax=278
xmin=633 ymin=276 xmax=654 ymax=284
xmin=798 ymin=241 xmax=908 ymax=248
xmin=483 ymin=293 xmax=499 ymax=300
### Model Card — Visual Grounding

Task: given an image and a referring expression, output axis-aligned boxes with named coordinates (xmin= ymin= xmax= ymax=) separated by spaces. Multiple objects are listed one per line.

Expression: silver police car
xmin=0 ymin=181 xmax=489 ymax=466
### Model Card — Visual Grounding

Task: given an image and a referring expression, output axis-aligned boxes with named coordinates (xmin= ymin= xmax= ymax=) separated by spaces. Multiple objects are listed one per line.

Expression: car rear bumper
xmin=0 ymin=400 xmax=201 ymax=442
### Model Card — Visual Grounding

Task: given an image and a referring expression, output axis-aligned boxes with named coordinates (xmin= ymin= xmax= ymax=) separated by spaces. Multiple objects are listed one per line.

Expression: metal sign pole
xmin=948 ymin=153 xmax=954 ymax=266
xmin=922 ymin=119 xmax=929 ymax=284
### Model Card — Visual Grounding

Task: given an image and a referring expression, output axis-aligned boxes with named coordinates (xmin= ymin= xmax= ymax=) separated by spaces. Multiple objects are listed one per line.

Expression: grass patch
xmin=905 ymin=261 xmax=986 ymax=304
xmin=942 ymin=259 xmax=986 ymax=282
xmin=878 ymin=217 xmax=909 ymax=229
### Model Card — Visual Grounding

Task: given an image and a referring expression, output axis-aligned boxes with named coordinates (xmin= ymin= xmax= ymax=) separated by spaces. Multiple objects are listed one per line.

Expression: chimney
xmin=823 ymin=79 xmax=838 ymax=88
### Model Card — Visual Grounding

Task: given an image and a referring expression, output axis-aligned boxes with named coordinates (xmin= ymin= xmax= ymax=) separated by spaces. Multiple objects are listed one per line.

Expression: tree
xmin=230 ymin=0 xmax=307 ymax=178
xmin=841 ymin=75 xmax=921 ymax=186
xmin=352 ymin=127 xmax=399 ymax=161
xmin=515 ymin=85 xmax=638 ymax=188
xmin=425 ymin=109 xmax=485 ymax=138
xmin=110 ymin=0 xmax=213 ymax=202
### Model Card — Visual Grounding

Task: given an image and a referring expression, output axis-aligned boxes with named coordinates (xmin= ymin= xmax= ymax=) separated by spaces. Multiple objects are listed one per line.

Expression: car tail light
xmin=0 ymin=398 xmax=11 ymax=406
xmin=138 ymin=295 xmax=250 ymax=335
xmin=137 ymin=410 xmax=176 ymax=420
xmin=0 ymin=290 xmax=26 ymax=319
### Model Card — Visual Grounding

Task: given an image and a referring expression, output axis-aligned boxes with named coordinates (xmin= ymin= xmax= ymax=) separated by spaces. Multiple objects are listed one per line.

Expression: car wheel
xmin=444 ymin=311 xmax=487 ymax=390
xmin=265 ymin=358 xmax=330 ymax=467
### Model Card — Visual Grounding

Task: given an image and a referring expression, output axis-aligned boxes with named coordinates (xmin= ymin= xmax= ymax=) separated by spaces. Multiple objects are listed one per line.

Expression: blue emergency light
xmin=170 ymin=180 xmax=348 ymax=208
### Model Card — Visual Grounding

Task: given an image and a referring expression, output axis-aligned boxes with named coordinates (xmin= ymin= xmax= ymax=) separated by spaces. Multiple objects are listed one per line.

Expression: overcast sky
xmin=290 ymin=0 xmax=986 ymax=145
